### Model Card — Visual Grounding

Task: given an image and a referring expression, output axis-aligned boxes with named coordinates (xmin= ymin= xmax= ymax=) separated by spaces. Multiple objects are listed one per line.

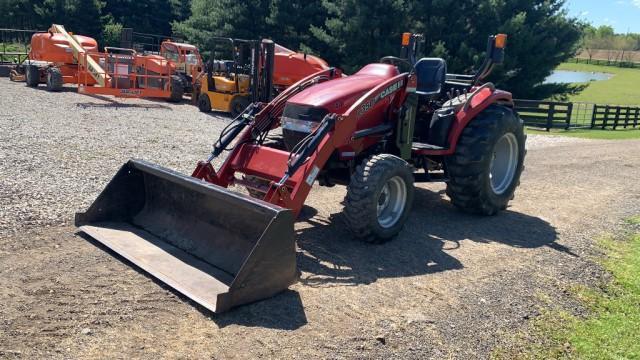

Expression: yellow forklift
xmin=195 ymin=38 xmax=274 ymax=117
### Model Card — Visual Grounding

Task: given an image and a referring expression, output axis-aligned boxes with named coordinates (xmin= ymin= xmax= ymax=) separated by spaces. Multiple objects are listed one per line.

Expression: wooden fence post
xmin=546 ymin=103 xmax=555 ymax=131
xmin=623 ymin=107 xmax=630 ymax=128
xmin=565 ymin=103 xmax=573 ymax=130
xmin=603 ymin=105 xmax=609 ymax=129
xmin=635 ymin=108 xmax=640 ymax=128
xmin=613 ymin=107 xmax=621 ymax=130
xmin=591 ymin=105 xmax=598 ymax=129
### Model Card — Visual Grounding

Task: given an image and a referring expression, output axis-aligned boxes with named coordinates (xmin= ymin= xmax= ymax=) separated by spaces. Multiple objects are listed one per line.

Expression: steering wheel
xmin=380 ymin=56 xmax=413 ymax=71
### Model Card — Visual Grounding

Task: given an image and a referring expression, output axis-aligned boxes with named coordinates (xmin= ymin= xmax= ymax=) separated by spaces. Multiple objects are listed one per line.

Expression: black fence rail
xmin=1 ymin=28 xmax=42 ymax=64
xmin=514 ymin=100 xmax=573 ymax=130
xmin=514 ymin=99 xmax=640 ymax=130
xmin=591 ymin=105 xmax=640 ymax=129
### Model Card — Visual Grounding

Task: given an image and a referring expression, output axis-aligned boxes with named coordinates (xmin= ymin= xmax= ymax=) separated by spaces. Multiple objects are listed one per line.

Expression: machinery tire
xmin=445 ymin=105 xmax=526 ymax=215
xmin=230 ymin=95 xmax=250 ymax=118
xmin=168 ymin=75 xmax=184 ymax=102
xmin=197 ymin=93 xmax=211 ymax=112
xmin=25 ymin=65 xmax=40 ymax=87
xmin=46 ymin=67 xmax=63 ymax=92
xmin=344 ymin=154 xmax=414 ymax=243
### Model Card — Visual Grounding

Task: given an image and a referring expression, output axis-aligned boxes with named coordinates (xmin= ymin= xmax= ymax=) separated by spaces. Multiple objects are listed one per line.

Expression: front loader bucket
xmin=75 ymin=159 xmax=297 ymax=313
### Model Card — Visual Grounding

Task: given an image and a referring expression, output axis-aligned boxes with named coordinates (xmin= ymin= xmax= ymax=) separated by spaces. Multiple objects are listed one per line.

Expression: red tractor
xmin=77 ymin=33 xmax=525 ymax=313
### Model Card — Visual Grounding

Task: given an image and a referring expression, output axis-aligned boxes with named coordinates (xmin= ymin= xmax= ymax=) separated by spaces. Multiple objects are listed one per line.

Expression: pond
xmin=544 ymin=70 xmax=613 ymax=84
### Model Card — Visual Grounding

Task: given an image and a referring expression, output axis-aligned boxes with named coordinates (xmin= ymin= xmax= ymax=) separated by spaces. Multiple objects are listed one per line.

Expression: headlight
xmin=281 ymin=116 xmax=319 ymax=133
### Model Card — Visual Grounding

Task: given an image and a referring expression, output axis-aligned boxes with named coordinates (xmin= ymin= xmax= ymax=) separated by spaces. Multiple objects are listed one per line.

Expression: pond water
xmin=544 ymin=70 xmax=613 ymax=84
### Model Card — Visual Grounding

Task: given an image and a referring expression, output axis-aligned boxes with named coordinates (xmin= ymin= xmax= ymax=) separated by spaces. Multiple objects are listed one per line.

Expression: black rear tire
xmin=230 ymin=95 xmax=250 ymax=117
xmin=198 ymin=93 xmax=211 ymax=112
xmin=25 ymin=65 xmax=40 ymax=87
xmin=46 ymin=67 xmax=63 ymax=92
xmin=344 ymin=154 xmax=414 ymax=243
xmin=168 ymin=75 xmax=184 ymax=102
xmin=445 ymin=105 xmax=526 ymax=215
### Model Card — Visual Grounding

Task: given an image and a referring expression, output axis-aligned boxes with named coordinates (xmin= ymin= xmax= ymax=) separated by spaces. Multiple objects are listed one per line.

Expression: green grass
xmin=0 ymin=42 xmax=29 ymax=63
xmin=556 ymin=62 xmax=640 ymax=105
xmin=527 ymin=128 xmax=640 ymax=140
xmin=494 ymin=217 xmax=640 ymax=359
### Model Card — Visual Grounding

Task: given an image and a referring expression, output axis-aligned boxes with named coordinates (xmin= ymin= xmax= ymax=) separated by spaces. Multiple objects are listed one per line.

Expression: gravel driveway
xmin=1 ymin=78 xmax=639 ymax=359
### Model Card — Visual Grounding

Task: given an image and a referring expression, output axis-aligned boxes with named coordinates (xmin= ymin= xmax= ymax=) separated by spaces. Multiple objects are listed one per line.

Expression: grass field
xmin=556 ymin=62 xmax=640 ymax=105
xmin=495 ymin=216 xmax=640 ymax=359
xmin=524 ymin=62 xmax=640 ymax=139
xmin=0 ymin=42 xmax=29 ymax=63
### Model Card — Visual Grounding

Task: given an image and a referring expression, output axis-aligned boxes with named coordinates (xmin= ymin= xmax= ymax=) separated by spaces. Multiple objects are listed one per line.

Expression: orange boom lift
xmin=22 ymin=24 xmax=184 ymax=101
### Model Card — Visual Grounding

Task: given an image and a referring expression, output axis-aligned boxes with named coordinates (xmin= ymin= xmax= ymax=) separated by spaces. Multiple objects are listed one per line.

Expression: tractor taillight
xmin=401 ymin=33 xmax=412 ymax=46
xmin=495 ymin=34 xmax=507 ymax=49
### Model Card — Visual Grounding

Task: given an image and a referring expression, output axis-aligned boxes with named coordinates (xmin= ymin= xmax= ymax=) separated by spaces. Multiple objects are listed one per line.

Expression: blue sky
xmin=565 ymin=0 xmax=640 ymax=33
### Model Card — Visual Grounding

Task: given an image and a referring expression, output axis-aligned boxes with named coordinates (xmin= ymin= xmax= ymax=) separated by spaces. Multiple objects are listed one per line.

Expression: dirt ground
xmin=1 ymin=78 xmax=639 ymax=359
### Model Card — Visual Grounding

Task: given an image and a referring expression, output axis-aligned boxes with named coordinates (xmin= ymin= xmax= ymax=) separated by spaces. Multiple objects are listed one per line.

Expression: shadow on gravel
xmin=75 ymin=94 xmax=174 ymax=110
xmin=211 ymin=290 xmax=307 ymax=330
xmin=30 ymin=84 xmax=77 ymax=93
xmin=295 ymin=187 xmax=566 ymax=287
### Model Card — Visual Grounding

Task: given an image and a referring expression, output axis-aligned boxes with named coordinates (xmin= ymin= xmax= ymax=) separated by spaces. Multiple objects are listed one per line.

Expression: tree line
xmin=581 ymin=25 xmax=640 ymax=64
xmin=1 ymin=0 xmax=584 ymax=98
xmin=0 ymin=0 xmax=190 ymax=44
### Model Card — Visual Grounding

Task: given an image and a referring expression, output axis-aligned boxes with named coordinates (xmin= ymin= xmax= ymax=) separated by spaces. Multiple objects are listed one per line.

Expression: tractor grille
xmin=281 ymin=104 xmax=328 ymax=151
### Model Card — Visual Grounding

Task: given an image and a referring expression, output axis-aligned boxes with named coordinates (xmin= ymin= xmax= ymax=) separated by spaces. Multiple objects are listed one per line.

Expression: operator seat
xmin=413 ymin=58 xmax=452 ymax=148
xmin=413 ymin=58 xmax=447 ymax=99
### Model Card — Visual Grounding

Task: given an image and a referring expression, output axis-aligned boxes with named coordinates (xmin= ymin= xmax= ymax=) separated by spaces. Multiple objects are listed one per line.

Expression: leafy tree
xmin=266 ymin=0 xmax=326 ymax=52
xmin=33 ymin=0 xmax=105 ymax=37
xmin=308 ymin=0 xmax=409 ymax=73
xmin=104 ymin=0 xmax=174 ymax=35
xmin=173 ymin=0 xmax=272 ymax=53
xmin=102 ymin=21 xmax=123 ymax=47
xmin=0 ymin=0 xmax=40 ymax=29
xmin=309 ymin=0 xmax=582 ymax=98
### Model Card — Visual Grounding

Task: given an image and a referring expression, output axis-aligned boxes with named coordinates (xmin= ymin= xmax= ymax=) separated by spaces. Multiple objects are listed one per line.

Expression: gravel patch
xmin=0 ymin=79 xmax=229 ymax=235
xmin=525 ymin=133 xmax=594 ymax=150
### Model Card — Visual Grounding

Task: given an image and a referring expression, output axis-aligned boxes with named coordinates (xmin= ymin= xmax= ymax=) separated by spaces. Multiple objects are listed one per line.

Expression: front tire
xmin=168 ymin=75 xmax=184 ymax=102
xmin=25 ymin=65 xmax=40 ymax=87
xmin=344 ymin=154 xmax=414 ymax=243
xmin=197 ymin=93 xmax=211 ymax=112
xmin=445 ymin=105 xmax=526 ymax=215
xmin=46 ymin=67 xmax=63 ymax=92
xmin=230 ymin=95 xmax=250 ymax=117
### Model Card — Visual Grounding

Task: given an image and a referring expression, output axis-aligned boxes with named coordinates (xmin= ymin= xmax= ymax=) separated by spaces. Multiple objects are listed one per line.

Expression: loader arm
xmin=49 ymin=24 xmax=109 ymax=87
xmin=194 ymin=72 xmax=409 ymax=216
xmin=262 ymin=73 xmax=409 ymax=214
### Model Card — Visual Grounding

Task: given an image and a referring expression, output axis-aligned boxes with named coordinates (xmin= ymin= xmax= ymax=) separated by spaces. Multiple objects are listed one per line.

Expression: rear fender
xmin=445 ymin=88 xmax=513 ymax=154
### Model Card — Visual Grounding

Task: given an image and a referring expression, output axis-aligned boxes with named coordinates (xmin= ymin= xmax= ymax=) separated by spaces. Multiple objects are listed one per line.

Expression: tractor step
xmin=413 ymin=172 xmax=449 ymax=183
xmin=412 ymin=142 xmax=448 ymax=151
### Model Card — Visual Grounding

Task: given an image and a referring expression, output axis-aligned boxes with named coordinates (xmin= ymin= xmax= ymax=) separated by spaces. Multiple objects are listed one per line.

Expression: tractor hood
xmin=286 ymin=63 xmax=399 ymax=113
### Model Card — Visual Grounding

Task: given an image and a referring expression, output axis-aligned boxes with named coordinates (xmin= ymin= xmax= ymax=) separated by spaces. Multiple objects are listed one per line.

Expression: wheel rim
xmin=377 ymin=176 xmax=407 ymax=228
xmin=489 ymin=132 xmax=519 ymax=195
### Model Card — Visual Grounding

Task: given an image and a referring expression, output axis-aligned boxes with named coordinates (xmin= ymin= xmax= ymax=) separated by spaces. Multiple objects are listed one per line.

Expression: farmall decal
xmin=357 ymin=79 xmax=404 ymax=117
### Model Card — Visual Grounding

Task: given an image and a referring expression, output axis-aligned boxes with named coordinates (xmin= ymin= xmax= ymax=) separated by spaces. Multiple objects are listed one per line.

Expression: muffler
xmin=76 ymin=159 xmax=297 ymax=313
